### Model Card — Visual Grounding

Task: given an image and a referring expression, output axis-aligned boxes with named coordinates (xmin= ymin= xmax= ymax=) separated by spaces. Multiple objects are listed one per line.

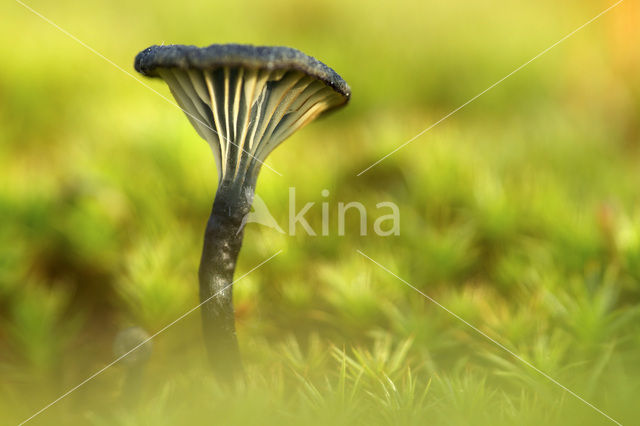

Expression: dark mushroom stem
xmin=198 ymin=179 xmax=254 ymax=380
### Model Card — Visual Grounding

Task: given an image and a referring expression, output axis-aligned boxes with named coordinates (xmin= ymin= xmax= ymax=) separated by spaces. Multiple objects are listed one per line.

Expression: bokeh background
xmin=1 ymin=0 xmax=639 ymax=424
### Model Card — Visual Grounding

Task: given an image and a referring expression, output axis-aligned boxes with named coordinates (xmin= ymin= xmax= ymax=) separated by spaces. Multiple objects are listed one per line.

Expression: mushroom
xmin=112 ymin=327 xmax=152 ymax=406
xmin=134 ymin=44 xmax=350 ymax=380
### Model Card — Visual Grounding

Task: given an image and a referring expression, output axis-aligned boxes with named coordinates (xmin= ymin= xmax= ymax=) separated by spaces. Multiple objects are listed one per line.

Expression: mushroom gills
xmin=157 ymin=67 xmax=345 ymax=186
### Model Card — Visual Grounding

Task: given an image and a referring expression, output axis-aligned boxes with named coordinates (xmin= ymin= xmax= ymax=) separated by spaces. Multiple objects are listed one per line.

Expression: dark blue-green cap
xmin=135 ymin=43 xmax=351 ymax=101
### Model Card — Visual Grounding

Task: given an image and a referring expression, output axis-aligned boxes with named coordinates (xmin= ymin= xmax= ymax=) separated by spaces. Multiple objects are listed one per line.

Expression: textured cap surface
xmin=135 ymin=43 xmax=351 ymax=99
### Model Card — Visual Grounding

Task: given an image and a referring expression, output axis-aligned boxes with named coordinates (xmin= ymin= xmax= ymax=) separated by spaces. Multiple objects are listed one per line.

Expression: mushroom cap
xmin=113 ymin=326 xmax=152 ymax=367
xmin=134 ymin=43 xmax=351 ymax=187
xmin=135 ymin=44 xmax=351 ymax=101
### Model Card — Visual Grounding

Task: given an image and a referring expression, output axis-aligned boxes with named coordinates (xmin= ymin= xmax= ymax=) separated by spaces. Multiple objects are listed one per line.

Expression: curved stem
xmin=198 ymin=181 xmax=253 ymax=382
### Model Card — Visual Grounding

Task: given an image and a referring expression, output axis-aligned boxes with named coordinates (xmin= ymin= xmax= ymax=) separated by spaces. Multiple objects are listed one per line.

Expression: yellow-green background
xmin=1 ymin=0 xmax=639 ymax=424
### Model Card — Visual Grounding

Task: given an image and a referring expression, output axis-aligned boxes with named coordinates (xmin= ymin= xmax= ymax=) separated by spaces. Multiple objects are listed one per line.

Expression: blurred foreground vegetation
xmin=1 ymin=0 xmax=639 ymax=424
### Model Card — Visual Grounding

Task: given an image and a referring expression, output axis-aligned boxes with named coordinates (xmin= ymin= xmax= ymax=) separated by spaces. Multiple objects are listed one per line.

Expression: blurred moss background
xmin=1 ymin=0 xmax=639 ymax=424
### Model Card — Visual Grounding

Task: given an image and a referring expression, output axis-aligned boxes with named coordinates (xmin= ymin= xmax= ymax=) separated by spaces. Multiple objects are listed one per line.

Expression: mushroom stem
xmin=198 ymin=179 xmax=253 ymax=381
